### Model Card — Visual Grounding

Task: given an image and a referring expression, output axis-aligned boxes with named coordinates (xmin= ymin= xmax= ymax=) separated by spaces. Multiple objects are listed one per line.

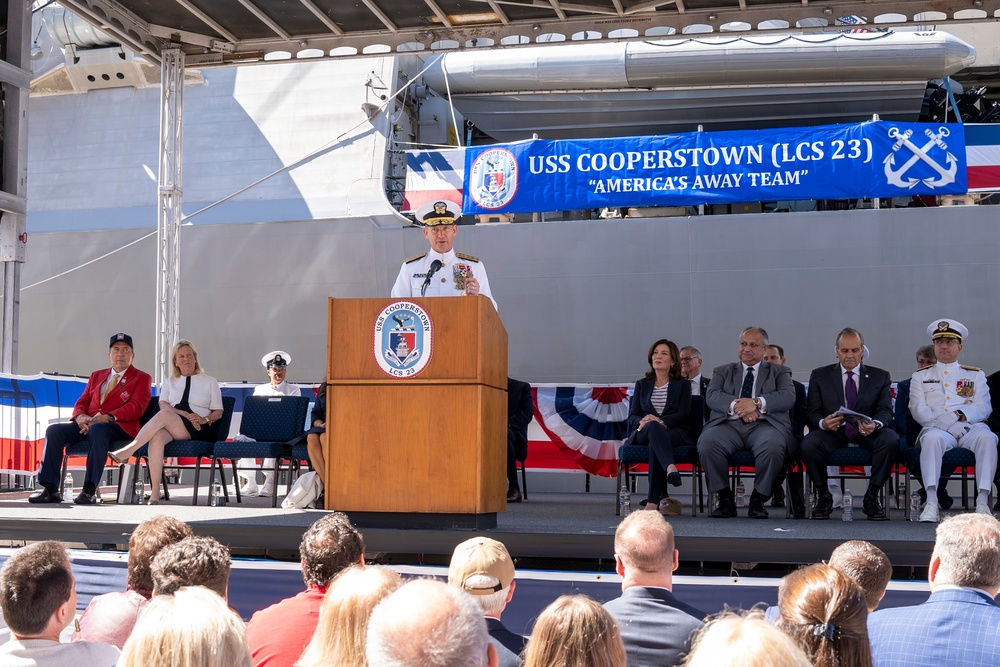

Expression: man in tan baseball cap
xmin=448 ymin=537 xmax=524 ymax=667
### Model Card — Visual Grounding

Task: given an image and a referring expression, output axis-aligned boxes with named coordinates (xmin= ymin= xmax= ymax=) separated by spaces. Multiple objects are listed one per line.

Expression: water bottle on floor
xmin=842 ymin=488 xmax=853 ymax=521
xmin=64 ymin=472 xmax=74 ymax=495
xmin=909 ymin=490 xmax=921 ymax=521
xmin=896 ymin=480 xmax=906 ymax=510
xmin=131 ymin=469 xmax=144 ymax=505
xmin=619 ymin=483 xmax=631 ymax=516
xmin=735 ymin=480 xmax=745 ymax=508
xmin=211 ymin=482 xmax=225 ymax=507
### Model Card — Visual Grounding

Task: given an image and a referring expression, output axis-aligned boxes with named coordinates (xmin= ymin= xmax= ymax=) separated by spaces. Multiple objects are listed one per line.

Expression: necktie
xmin=740 ymin=366 xmax=754 ymax=399
xmin=845 ymin=370 xmax=858 ymax=440
xmin=100 ymin=372 xmax=120 ymax=404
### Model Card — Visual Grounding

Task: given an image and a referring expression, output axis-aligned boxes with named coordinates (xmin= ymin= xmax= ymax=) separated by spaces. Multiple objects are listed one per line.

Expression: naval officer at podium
xmin=391 ymin=200 xmax=497 ymax=310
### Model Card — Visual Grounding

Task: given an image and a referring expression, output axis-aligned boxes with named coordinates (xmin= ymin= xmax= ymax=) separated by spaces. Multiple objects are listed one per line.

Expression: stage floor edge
xmin=0 ymin=490 xmax=940 ymax=568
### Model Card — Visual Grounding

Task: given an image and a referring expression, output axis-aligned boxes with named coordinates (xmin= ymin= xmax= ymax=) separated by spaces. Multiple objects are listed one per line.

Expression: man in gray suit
xmin=603 ymin=511 xmax=704 ymax=667
xmin=697 ymin=326 xmax=796 ymax=519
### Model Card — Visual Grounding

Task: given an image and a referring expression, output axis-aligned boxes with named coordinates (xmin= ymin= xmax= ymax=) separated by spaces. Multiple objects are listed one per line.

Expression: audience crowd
xmin=1 ymin=508 xmax=997 ymax=667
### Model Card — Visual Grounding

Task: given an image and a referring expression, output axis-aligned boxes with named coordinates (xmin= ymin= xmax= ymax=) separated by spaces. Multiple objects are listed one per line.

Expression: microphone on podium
xmin=421 ymin=259 xmax=444 ymax=297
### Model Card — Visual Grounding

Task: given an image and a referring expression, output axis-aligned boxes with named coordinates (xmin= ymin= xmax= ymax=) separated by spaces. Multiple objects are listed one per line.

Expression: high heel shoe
xmin=146 ymin=492 xmax=161 ymax=506
xmin=666 ymin=470 xmax=682 ymax=487
xmin=108 ymin=449 xmax=131 ymax=464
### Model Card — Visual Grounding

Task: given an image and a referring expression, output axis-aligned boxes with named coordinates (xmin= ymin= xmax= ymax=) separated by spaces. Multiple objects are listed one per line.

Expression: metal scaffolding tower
xmin=154 ymin=48 xmax=184 ymax=385
xmin=0 ymin=0 xmax=31 ymax=374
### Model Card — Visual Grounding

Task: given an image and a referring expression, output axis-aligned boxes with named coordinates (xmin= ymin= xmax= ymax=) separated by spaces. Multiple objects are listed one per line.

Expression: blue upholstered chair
xmin=210 ymin=395 xmax=310 ymax=507
xmin=125 ymin=395 xmax=236 ymax=505
xmin=276 ymin=403 xmax=320 ymax=485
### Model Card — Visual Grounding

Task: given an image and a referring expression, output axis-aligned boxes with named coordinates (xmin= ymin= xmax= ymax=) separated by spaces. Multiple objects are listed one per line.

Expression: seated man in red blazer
xmin=29 ymin=333 xmax=152 ymax=505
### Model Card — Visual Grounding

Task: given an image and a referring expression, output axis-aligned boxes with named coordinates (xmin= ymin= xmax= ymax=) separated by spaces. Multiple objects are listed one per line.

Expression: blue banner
xmin=462 ymin=122 xmax=967 ymax=213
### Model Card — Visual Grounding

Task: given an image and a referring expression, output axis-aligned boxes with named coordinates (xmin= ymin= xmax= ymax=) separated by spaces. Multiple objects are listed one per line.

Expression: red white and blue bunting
xmin=532 ymin=384 xmax=632 ymax=477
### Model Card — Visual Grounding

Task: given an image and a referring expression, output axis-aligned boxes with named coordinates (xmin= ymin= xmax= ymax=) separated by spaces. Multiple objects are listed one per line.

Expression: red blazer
xmin=72 ymin=366 xmax=153 ymax=439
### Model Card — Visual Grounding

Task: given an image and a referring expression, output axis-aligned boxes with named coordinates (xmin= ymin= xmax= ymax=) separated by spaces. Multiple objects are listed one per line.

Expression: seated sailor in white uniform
xmin=238 ymin=350 xmax=301 ymax=498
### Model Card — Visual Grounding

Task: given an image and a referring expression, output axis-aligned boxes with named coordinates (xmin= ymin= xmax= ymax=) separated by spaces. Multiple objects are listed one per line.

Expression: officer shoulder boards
xmin=961 ymin=365 xmax=982 ymax=372
xmin=405 ymin=252 xmax=427 ymax=264
xmin=916 ymin=364 xmax=935 ymax=372
xmin=455 ymin=252 xmax=480 ymax=263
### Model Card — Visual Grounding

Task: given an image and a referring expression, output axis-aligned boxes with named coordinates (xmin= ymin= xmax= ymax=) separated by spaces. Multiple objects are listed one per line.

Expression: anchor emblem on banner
xmin=883 ymin=126 xmax=957 ymax=189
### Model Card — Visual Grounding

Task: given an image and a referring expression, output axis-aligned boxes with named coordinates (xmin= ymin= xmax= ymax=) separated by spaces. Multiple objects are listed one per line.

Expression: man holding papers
xmin=801 ymin=328 xmax=899 ymax=521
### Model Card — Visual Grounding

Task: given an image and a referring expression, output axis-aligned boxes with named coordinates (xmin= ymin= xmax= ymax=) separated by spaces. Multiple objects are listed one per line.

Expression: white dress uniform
xmin=391 ymin=248 xmax=497 ymax=311
xmin=240 ymin=351 xmax=300 ymax=496
xmin=253 ymin=381 xmax=301 ymax=397
xmin=909 ymin=360 xmax=997 ymax=492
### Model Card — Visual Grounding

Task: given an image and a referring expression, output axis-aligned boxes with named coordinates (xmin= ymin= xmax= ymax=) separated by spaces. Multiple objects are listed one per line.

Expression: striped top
xmin=650 ymin=383 xmax=669 ymax=414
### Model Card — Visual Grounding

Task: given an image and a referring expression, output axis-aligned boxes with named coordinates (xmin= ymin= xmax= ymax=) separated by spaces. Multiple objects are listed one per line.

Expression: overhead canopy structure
xmin=59 ymin=0 xmax=1000 ymax=68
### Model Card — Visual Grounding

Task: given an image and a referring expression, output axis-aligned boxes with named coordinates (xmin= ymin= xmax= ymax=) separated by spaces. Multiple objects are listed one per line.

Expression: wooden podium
xmin=325 ymin=296 xmax=508 ymax=528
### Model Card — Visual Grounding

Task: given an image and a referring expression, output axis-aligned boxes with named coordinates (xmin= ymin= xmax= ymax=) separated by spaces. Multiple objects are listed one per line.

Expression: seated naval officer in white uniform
xmin=238 ymin=350 xmax=301 ymax=498
xmin=391 ymin=200 xmax=497 ymax=311
xmin=909 ymin=319 xmax=997 ymax=523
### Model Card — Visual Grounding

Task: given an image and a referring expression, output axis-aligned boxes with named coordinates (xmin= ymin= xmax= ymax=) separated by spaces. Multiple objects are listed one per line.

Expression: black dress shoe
xmin=863 ymin=494 xmax=888 ymax=521
xmin=73 ymin=491 xmax=98 ymax=505
xmin=770 ymin=485 xmax=786 ymax=508
xmin=666 ymin=472 xmax=682 ymax=487
xmin=506 ymin=489 xmax=523 ymax=503
xmin=27 ymin=488 xmax=63 ymax=504
xmin=937 ymin=488 xmax=954 ymax=511
xmin=710 ymin=496 xmax=737 ymax=518
xmin=812 ymin=493 xmax=834 ymax=520
xmin=748 ymin=496 xmax=769 ymax=519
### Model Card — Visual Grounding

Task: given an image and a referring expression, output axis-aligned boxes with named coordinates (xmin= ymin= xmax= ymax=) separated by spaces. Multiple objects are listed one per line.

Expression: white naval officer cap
xmin=262 ymin=350 xmax=291 ymax=368
xmin=928 ymin=319 xmax=968 ymax=343
xmin=415 ymin=199 xmax=461 ymax=226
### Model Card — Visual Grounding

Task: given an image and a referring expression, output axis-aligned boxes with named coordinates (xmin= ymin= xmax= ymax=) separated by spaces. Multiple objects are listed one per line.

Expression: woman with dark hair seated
xmin=626 ymin=338 xmax=693 ymax=512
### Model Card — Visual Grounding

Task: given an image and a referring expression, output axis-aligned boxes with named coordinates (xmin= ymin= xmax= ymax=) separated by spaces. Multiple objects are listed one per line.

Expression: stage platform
xmin=0 ymin=485 xmax=940 ymax=570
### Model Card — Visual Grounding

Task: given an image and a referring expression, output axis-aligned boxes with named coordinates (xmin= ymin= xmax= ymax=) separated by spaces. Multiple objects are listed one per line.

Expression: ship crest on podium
xmin=374 ymin=300 xmax=433 ymax=377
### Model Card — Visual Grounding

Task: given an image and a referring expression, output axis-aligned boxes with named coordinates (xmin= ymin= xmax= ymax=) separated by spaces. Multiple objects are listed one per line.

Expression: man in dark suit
xmin=869 ymin=513 xmax=1000 ymax=667
xmin=448 ymin=537 xmax=525 ymax=667
xmin=763 ymin=344 xmax=808 ymax=516
xmin=680 ymin=346 xmax=711 ymax=422
xmin=679 ymin=346 xmax=711 ymax=398
xmin=697 ymin=326 xmax=795 ymax=519
xmin=506 ymin=378 xmax=532 ymax=503
xmin=801 ymin=328 xmax=899 ymax=521
xmin=29 ymin=333 xmax=152 ymax=505
xmin=603 ymin=511 xmax=704 ymax=667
